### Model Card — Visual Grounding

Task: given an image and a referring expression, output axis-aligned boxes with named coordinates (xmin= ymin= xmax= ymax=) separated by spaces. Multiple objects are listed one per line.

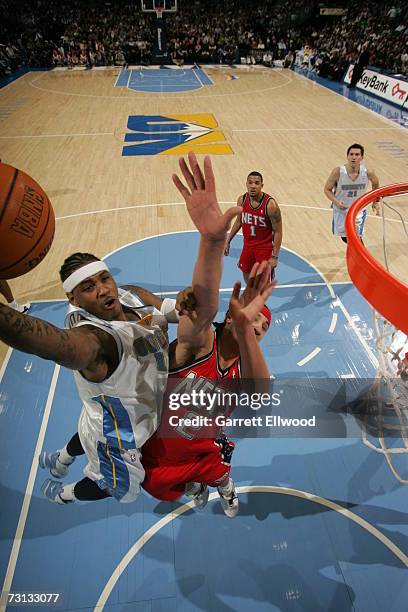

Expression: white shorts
xmin=332 ymin=206 xmax=366 ymax=238
xmin=78 ymin=416 xmax=145 ymax=503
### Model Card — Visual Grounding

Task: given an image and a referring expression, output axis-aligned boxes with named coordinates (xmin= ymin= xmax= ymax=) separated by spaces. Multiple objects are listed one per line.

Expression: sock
xmin=185 ymin=482 xmax=202 ymax=496
xmin=59 ymin=483 xmax=76 ymax=503
xmin=7 ymin=300 xmax=18 ymax=309
xmin=58 ymin=446 xmax=75 ymax=466
xmin=218 ymin=477 xmax=234 ymax=498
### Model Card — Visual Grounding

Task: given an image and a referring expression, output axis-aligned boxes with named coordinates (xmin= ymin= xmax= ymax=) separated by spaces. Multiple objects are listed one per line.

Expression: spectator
xmin=263 ymin=51 xmax=273 ymax=67
xmin=0 ymin=0 xmax=407 ymax=80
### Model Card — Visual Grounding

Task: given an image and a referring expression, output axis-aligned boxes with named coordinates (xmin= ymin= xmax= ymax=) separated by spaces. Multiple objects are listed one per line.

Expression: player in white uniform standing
xmin=324 ymin=143 xmax=381 ymax=243
xmin=0 ymin=152 xmax=240 ymax=505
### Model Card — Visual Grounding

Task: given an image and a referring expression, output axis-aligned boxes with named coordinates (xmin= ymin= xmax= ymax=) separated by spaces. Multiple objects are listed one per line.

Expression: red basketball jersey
xmin=241 ymin=192 xmax=274 ymax=247
xmin=142 ymin=326 xmax=240 ymax=463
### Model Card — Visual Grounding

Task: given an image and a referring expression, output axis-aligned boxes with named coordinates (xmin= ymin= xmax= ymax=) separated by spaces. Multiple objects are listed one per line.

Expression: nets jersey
xmin=241 ymin=192 xmax=274 ymax=247
xmin=332 ymin=164 xmax=369 ymax=236
xmin=65 ymin=288 xmax=169 ymax=450
xmin=143 ymin=326 xmax=240 ymax=462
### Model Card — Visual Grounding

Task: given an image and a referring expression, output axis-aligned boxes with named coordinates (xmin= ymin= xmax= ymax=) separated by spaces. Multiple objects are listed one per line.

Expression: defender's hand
xmin=229 ymin=280 xmax=273 ymax=332
xmin=172 ymin=152 xmax=241 ymax=243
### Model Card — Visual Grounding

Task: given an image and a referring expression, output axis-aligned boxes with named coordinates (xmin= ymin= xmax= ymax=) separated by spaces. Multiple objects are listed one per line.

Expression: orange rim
xmin=346 ymin=182 xmax=408 ymax=335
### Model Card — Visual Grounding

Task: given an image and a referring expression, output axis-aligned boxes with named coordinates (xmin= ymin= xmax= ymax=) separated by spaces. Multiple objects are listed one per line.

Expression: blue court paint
xmin=2 ymin=233 xmax=407 ymax=611
xmin=0 ymin=67 xmax=49 ymax=90
xmin=193 ymin=65 xmax=213 ymax=86
xmin=115 ymin=68 xmax=131 ymax=87
xmin=114 ymin=67 xmax=213 ymax=93
xmin=0 ymin=350 xmax=55 ymax=587
xmin=0 ymin=301 xmax=67 ymax=588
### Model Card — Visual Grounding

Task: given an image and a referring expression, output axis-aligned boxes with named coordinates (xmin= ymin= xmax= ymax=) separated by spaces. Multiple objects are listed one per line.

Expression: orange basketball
xmin=0 ymin=162 xmax=55 ymax=279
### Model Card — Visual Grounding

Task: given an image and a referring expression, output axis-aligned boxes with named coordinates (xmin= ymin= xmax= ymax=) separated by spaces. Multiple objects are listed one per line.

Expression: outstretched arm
xmin=229 ymin=262 xmax=273 ymax=380
xmin=0 ymin=303 xmax=114 ymax=375
xmin=172 ymin=152 xmax=240 ymax=365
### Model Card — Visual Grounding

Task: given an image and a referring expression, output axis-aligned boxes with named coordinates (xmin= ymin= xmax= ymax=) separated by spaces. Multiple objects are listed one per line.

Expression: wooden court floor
xmin=1 ymin=66 xmax=407 ymax=364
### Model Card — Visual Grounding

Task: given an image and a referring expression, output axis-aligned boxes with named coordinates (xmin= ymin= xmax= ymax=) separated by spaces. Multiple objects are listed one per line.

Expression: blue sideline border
xmin=292 ymin=66 xmax=408 ymax=128
xmin=0 ymin=67 xmax=49 ymax=90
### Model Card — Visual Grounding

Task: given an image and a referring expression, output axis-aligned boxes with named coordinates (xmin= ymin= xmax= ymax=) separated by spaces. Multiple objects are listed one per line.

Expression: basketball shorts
xmin=141 ymin=435 xmax=235 ymax=501
xmin=332 ymin=207 xmax=366 ymax=238
xmin=238 ymin=245 xmax=273 ymax=274
xmin=79 ymin=420 xmax=144 ymax=503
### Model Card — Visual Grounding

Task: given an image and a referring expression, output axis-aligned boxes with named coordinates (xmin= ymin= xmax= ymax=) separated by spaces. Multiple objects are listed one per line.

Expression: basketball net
xmin=359 ymin=197 xmax=408 ymax=483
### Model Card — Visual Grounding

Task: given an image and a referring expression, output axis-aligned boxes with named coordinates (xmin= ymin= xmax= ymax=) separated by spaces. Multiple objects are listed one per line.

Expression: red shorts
xmin=141 ymin=436 xmax=233 ymax=501
xmin=238 ymin=245 xmax=273 ymax=274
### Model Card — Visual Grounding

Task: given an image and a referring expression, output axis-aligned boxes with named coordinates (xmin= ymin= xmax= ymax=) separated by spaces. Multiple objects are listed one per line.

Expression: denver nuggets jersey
xmin=241 ymin=192 xmax=274 ymax=247
xmin=332 ymin=165 xmax=369 ymax=236
xmin=65 ymin=288 xmax=169 ymax=450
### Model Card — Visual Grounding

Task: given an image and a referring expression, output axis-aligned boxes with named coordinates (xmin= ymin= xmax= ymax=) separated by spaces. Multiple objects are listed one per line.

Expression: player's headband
xmin=62 ymin=261 xmax=109 ymax=293
xmin=260 ymin=305 xmax=272 ymax=326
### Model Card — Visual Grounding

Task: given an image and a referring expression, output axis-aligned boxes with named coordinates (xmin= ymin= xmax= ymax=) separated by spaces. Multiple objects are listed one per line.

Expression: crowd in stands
xmin=298 ymin=2 xmax=408 ymax=80
xmin=1 ymin=0 xmax=408 ymax=81
xmin=0 ymin=0 xmax=154 ymax=77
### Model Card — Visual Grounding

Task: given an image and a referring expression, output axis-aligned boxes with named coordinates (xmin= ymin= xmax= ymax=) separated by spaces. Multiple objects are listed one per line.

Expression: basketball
xmin=0 ymin=162 xmax=55 ymax=279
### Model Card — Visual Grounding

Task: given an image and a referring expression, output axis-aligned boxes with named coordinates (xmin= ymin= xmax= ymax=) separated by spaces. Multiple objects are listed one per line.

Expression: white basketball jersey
xmin=332 ymin=164 xmax=369 ymax=236
xmin=65 ymin=288 xmax=169 ymax=450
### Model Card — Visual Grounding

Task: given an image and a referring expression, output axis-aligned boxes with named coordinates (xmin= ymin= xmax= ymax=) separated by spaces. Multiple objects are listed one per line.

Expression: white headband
xmin=62 ymin=261 xmax=109 ymax=293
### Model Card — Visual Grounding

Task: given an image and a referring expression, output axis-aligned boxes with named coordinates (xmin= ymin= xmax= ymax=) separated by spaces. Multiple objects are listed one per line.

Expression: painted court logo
xmin=121 ymin=114 xmax=233 ymax=156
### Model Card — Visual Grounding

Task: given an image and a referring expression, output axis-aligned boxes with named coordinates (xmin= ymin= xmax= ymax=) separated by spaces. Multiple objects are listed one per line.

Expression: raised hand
xmin=173 ymin=152 xmax=241 ymax=243
xmin=229 ymin=276 xmax=273 ymax=332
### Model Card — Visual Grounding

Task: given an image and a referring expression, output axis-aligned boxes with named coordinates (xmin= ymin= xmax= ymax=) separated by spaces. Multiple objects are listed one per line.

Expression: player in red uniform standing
xmin=142 ymin=158 xmax=273 ymax=519
xmin=224 ymin=171 xmax=283 ymax=282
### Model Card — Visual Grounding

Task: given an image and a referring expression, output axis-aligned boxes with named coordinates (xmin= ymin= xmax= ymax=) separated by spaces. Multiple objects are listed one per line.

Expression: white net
xmin=363 ymin=197 xmax=408 ymax=483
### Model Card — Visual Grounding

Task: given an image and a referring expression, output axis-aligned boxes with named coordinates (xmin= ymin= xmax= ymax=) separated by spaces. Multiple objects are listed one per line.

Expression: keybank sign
xmin=344 ymin=64 xmax=408 ymax=107
xmin=360 ymin=72 xmax=389 ymax=94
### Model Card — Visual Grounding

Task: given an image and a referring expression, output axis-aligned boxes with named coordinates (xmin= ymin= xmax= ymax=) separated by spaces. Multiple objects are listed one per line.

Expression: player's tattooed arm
xmin=267 ymin=198 xmax=283 ymax=261
xmin=269 ymin=199 xmax=282 ymax=230
xmin=0 ymin=304 xmax=113 ymax=376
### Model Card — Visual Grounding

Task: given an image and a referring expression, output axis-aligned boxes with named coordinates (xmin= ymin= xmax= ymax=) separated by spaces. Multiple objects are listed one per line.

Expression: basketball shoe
xmin=218 ymin=480 xmax=239 ymax=518
xmin=41 ymin=479 xmax=74 ymax=505
xmin=185 ymin=482 xmax=209 ymax=509
xmin=39 ymin=450 xmax=75 ymax=478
